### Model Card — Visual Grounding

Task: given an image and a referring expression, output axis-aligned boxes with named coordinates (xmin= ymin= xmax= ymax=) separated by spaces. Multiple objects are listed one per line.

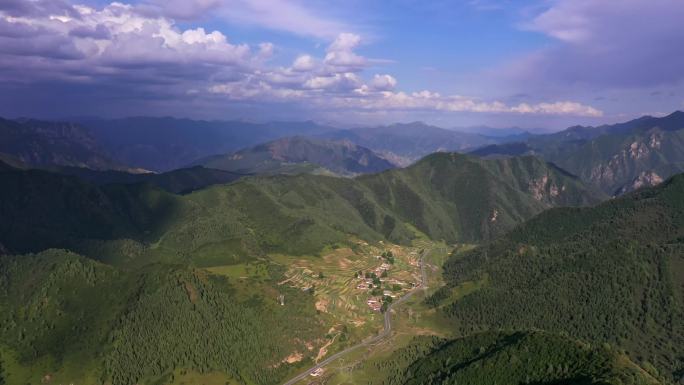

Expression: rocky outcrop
xmin=586 ymin=128 xmax=673 ymax=193
xmin=528 ymin=174 xmax=564 ymax=203
xmin=615 ymin=170 xmax=664 ymax=195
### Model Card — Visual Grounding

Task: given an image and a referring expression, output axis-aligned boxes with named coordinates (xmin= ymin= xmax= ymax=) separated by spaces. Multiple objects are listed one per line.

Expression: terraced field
xmin=271 ymin=241 xmax=426 ymax=357
xmin=278 ymin=242 xmax=456 ymax=384
xmin=310 ymin=244 xmax=456 ymax=385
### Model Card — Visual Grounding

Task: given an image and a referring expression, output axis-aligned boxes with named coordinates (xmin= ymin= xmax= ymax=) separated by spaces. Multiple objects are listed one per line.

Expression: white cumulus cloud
xmin=0 ymin=1 xmax=604 ymax=120
xmin=370 ymin=74 xmax=397 ymax=91
xmin=324 ymin=32 xmax=366 ymax=70
xmin=292 ymin=55 xmax=316 ymax=72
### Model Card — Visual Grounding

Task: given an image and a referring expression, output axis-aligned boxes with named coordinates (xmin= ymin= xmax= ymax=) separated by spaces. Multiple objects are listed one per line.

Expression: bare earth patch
xmin=322 ymin=247 xmax=354 ymax=264
xmin=337 ymin=257 xmax=353 ymax=269
xmin=316 ymin=297 xmax=329 ymax=312
xmin=351 ymin=318 xmax=366 ymax=327
xmin=283 ymin=352 xmax=303 ymax=364
xmin=184 ymin=281 xmax=198 ymax=303
xmin=315 ymin=336 xmax=337 ymax=362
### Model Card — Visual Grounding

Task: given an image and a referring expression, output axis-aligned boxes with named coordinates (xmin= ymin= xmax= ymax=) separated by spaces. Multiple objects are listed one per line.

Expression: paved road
xmin=281 ymin=248 xmax=430 ymax=385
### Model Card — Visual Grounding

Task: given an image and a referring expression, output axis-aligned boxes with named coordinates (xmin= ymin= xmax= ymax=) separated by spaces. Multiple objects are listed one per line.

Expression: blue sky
xmin=1 ymin=0 xmax=683 ymax=130
xmin=177 ymin=0 xmax=552 ymax=94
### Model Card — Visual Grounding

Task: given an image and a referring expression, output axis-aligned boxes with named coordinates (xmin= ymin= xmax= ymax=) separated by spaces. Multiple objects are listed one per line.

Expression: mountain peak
xmin=386 ymin=121 xmax=432 ymax=129
xmin=198 ymin=135 xmax=395 ymax=176
xmin=665 ymin=110 xmax=684 ymax=119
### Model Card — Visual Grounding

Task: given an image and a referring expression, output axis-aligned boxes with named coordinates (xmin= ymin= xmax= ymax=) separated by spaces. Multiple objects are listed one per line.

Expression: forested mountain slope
xmin=80 ymin=117 xmax=337 ymax=171
xmin=0 ymin=153 xmax=603 ymax=262
xmin=0 ymin=153 xmax=630 ymax=385
xmin=0 ymin=165 xmax=179 ymax=255
xmin=357 ymin=153 xmax=605 ymax=242
xmin=554 ymin=123 xmax=684 ymax=195
xmin=0 ymin=116 xmax=341 ymax=173
xmin=432 ymin=174 xmax=684 ymax=382
xmin=0 ymin=250 xmax=323 ymax=385
xmin=471 ymin=111 xmax=684 ymax=195
xmin=368 ymin=332 xmax=660 ymax=385
xmin=0 ymin=118 xmax=129 ymax=171
xmin=197 ymin=136 xmax=395 ymax=176
xmin=55 ymin=165 xmax=245 ymax=194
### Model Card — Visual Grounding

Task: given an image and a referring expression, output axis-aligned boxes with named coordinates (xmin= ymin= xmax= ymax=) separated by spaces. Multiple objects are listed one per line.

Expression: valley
xmin=0 ymin=113 xmax=683 ymax=385
xmin=3 ymin=3 xmax=684 ymax=384
xmin=286 ymin=244 xmax=456 ymax=385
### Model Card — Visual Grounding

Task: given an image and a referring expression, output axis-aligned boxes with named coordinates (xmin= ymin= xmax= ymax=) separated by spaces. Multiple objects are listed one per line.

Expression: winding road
xmin=281 ymin=247 xmax=430 ymax=385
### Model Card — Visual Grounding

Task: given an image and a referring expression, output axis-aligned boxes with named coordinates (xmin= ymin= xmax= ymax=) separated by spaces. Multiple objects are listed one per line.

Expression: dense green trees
xmin=0 ymin=251 xmax=323 ymax=385
xmin=382 ymin=251 xmax=395 ymax=264
xmin=369 ymin=332 xmax=657 ymax=385
xmin=435 ymin=175 xmax=684 ymax=383
xmin=356 ymin=153 xmax=604 ymax=242
xmin=0 ymin=156 xmax=669 ymax=384
xmin=1 ymin=152 xmax=602 ymax=265
xmin=102 ymin=267 xmax=322 ymax=385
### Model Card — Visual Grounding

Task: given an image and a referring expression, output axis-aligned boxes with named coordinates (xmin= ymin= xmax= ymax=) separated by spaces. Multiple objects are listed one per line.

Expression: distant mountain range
xmin=76 ymin=117 xmax=339 ymax=171
xmin=53 ymin=165 xmax=245 ymax=194
xmin=452 ymin=124 xmax=535 ymax=137
xmin=81 ymin=118 xmax=529 ymax=170
xmin=0 ymin=116 xmax=526 ymax=174
xmin=2 ymin=111 xmax=683 ymax=384
xmin=3 ymin=112 xmax=684 ymax=197
xmin=0 ymin=118 xmax=133 ymax=172
xmin=195 ymin=136 xmax=396 ymax=176
xmin=320 ymin=121 xmax=524 ymax=165
xmin=471 ymin=111 xmax=684 ymax=195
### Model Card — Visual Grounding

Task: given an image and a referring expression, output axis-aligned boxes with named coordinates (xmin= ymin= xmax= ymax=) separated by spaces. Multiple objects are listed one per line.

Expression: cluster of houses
xmin=377 ymin=262 xmax=392 ymax=274
xmin=352 ymin=256 xmax=411 ymax=311
xmin=366 ymin=297 xmax=382 ymax=311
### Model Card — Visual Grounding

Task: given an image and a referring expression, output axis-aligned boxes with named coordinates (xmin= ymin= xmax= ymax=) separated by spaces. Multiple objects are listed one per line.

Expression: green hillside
xmin=369 ymin=332 xmax=659 ymax=385
xmin=0 ymin=153 xmax=607 ymax=384
xmin=0 ymin=166 xmax=184 ymax=256
xmin=0 ymin=250 xmax=323 ymax=385
xmin=54 ymin=165 xmax=246 ymax=194
xmin=471 ymin=111 xmax=684 ymax=195
xmin=0 ymin=153 xmax=603 ymax=262
xmin=553 ymin=126 xmax=684 ymax=194
xmin=0 ymin=118 xmax=129 ymax=171
xmin=357 ymin=153 xmax=605 ymax=242
xmin=433 ymin=174 xmax=684 ymax=382
xmin=197 ymin=136 xmax=396 ymax=176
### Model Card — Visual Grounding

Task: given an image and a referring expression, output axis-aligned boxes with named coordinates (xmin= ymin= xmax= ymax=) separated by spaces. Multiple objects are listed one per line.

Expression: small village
xmin=353 ymin=250 xmax=416 ymax=313
xmin=277 ymin=242 xmax=422 ymax=320
xmin=303 ymin=247 xmax=421 ymax=379
xmin=273 ymin=241 xmax=423 ymax=374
